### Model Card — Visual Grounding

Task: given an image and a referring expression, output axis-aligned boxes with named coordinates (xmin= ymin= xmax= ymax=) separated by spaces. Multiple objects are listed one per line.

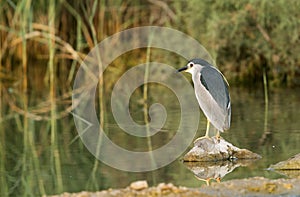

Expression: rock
xmin=157 ymin=183 xmax=175 ymax=191
xmin=182 ymin=136 xmax=261 ymax=162
xmin=201 ymin=177 xmax=300 ymax=196
xmin=272 ymin=170 xmax=300 ymax=179
xmin=269 ymin=153 xmax=300 ymax=170
xmin=269 ymin=153 xmax=300 ymax=178
xmin=130 ymin=180 xmax=148 ymax=191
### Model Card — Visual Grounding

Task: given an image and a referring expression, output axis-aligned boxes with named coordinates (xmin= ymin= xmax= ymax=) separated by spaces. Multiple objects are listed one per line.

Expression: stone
xmin=182 ymin=136 xmax=261 ymax=162
xmin=269 ymin=153 xmax=300 ymax=170
xmin=130 ymin=180 xmax=148 ymax=191
xmin=269 ymin=153 xmax=300 ymax=178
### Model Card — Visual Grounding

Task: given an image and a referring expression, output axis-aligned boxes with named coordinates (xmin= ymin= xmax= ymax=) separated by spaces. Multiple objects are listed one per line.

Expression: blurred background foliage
xmin=175 ymin=0 xmax=300 ymax=87
xmin=1 ymin=0 xmax=299 ymax=91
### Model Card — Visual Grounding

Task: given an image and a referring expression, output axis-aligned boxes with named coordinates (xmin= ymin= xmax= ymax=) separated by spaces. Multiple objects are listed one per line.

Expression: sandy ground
xmin=49 ymin=177 xmax=300 ymax=197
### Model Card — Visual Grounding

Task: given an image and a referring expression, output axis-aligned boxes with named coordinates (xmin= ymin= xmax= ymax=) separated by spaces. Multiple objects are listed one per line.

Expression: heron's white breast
xmin=192 ymin=72 xmax=227 ymax=131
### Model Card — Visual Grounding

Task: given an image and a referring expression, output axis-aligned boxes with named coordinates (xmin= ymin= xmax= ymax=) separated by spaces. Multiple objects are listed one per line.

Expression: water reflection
xmin=183 ymin=159 xmax=259 ymax=185
xmin=271 ymin=170 xmax=300 ymax=179
xmin=2 ymin=87 xmax=300 ymax=196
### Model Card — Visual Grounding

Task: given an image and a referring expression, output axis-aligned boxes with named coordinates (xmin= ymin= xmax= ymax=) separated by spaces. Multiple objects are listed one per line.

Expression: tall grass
xmin=2 ymin=1 xmax=298 ymax=89
xmin=0 ymin=54 xmax=7 ymax=197
xmin=48 ymin=0 xmax=63 ymax=193
xmin=143 ymin=31 xmax=157 ymax=184
xmin=85 ymin=0 xmax=105 ymax=190
xmin=19 ymin=0 xmax=32 ymax=196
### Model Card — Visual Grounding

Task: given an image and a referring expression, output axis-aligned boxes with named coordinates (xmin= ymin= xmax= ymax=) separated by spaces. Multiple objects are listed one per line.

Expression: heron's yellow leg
xmin=205 ymin=120 xmax=210 ymax=138
xmin=215 ymin=130 xmax=220 ymax=139
xmin=194 ymin=120 xmax=211 ymax=144
xmin=205 ymin=179 xmax=210 ymax=186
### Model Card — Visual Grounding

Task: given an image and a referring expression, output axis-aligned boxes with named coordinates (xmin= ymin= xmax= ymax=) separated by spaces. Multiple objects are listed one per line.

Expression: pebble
xmin=130 ymin=180 xmax=148 ymax=191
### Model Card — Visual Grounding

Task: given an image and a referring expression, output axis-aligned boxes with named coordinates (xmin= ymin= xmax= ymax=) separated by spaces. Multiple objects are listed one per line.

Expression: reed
xmin=19 ymin=0 xmax=30 ymax=195
xmin=143 ymin=30 xmax=158 ymax=171
xmin=0 ymin=121 xmax=7 ymax=195
xmin=28 ymin=119 xmax=46 ymax=195
xmin=263 ymin=67 xmax=269 ymax=131
xmin=0 ymin=65 xmax=8 ymax=197
xmin=143 ymin=31 xmax=158 ymax=185
xmin=258 ymin=67 xmax=270 ymax=145
xmin=83 ymin=0 xmax=106 ymax=190
xmin=0 ymin=1 xmax=299 ymax=89
xmin=48 ymin=0 xmax=63 ymax=193
xmin=0 ymin=1 xmax=9 ymax=196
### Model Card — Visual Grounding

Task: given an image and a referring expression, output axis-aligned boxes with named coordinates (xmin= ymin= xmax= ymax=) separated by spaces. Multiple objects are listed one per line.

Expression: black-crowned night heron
xmin=177 ymin=58 xmax=231 ymax=141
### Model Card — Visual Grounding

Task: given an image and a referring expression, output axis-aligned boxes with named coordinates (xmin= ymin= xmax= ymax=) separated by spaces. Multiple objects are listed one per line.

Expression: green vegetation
xmin=174 ymin=0 xmax=300 ymax=87
xmin=1 ymin=1 xmax=299 ymax=89
xmin=0 ymin=0 xmax=299 ymax=196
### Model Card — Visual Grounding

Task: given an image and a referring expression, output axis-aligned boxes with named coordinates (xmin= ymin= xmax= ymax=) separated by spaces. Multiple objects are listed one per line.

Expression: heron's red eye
xmin=189 ymin=63 xmax=194 ymax=68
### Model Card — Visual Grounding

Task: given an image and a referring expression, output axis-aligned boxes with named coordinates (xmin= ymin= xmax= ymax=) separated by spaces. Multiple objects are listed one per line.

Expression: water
xmin=1 ymin=87 xmax=300 ymax=195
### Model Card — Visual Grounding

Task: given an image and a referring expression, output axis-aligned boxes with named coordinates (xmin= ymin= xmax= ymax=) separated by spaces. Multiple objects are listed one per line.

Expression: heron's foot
xmin=194 ymin=176 xmax=211 ymax=186
xmin=194 ymin=176 xmax=221 ymax=186
xmin=193 ymin=135 xmax=211 ymax=144
xmin=215 ymin=131 xmax=221 ymax=142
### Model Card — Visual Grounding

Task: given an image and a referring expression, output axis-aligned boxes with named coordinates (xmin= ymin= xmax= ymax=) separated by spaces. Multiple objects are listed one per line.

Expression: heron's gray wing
xmin=200 ymin=66 xmax=230 ymax=112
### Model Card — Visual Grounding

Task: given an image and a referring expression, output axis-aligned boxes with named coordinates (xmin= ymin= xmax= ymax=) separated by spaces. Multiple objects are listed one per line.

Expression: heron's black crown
xmin=188 ymin=58 xmax=213 ymax=67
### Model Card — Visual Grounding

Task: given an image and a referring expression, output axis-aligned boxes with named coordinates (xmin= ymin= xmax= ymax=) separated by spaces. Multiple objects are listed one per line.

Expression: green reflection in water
xmin=1 ymin=87 xmax=300 ymax=196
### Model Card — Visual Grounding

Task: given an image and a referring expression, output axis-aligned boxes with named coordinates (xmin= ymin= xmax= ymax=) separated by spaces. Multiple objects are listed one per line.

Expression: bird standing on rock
xmin=177 ymin=58 xmax=231 ymax=142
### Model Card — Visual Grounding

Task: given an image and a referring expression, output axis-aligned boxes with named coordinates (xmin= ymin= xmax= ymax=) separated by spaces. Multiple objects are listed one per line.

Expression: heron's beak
xmin=177 ymin=66 xmax=188 ymax=73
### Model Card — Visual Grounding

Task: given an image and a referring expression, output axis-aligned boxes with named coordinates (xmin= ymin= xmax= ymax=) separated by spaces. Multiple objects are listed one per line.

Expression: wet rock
xmin=269 ymin=153 xmax=300 ymax=170
xmin=201 ymin=177 xmax=300 ymax=196
xmin=182 ymin=136 xmax=261 ymax=162
xmin=272 ymin=170 xmax=300 ymax=179
xmin=269 ymin=153 xmax=300 ymax=178
xmin=130 ymin=180 xmax=148 ymax=190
